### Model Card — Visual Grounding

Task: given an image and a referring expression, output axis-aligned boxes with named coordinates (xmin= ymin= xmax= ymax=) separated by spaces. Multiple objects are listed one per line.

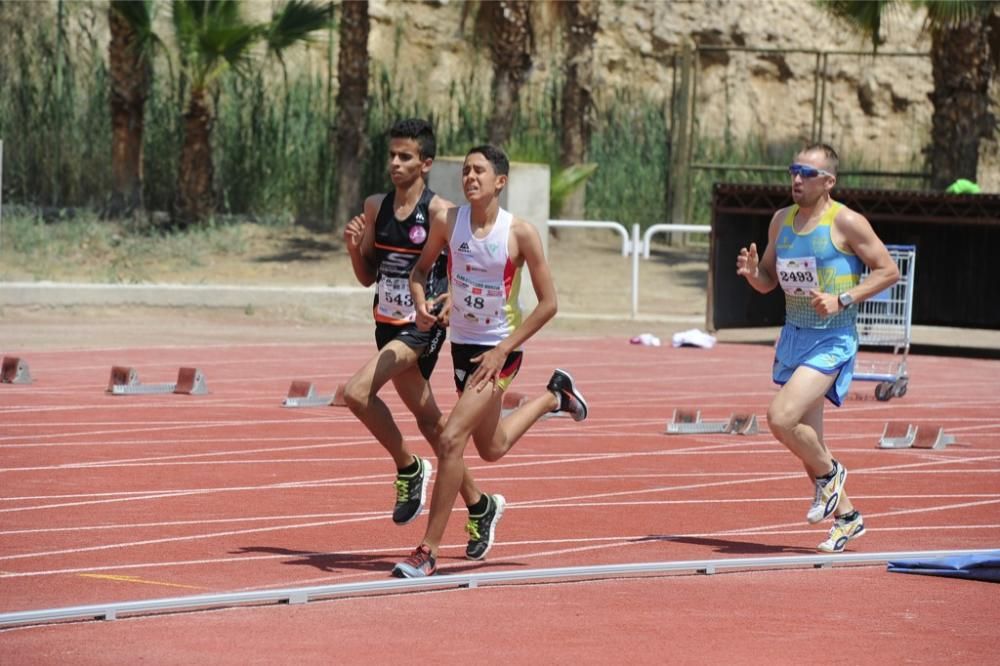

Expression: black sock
xmin=467 ymin=494 xmax=490 ymax=515
xmin=397 ymin=457 xmax=420 ymax=476
xmin=838 ymin=510 xmax=859 ymax=522
xmin=818 ymin=461 xmax=838 ymax=481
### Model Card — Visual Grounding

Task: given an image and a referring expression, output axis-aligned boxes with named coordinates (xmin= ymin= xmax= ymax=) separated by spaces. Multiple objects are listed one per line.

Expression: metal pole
xmin=631 ymin=223 xmax=640 ymax=319
xmin=1 ymin=139 xmax=4 ymax=253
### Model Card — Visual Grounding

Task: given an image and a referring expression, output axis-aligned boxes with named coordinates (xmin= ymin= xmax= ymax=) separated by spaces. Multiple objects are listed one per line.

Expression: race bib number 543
xmin=377 ymin=277 xmax=415 ymax=320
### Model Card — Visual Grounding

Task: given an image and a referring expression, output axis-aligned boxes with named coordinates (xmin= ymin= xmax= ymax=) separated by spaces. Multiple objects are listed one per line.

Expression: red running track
xmin=1 ymin=337 xmax=998 ymax=664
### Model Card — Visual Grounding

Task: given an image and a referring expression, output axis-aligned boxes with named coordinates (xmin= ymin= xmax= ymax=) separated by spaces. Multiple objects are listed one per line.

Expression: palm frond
xmin=111 ymin=0 xmax=161 ymax=56
xmin=819 ymin=0 xmax=900 ymax=47
xmin=266 ymin=1 xmax=333 ymax=56
xmin=550 ymin=163 xmax=598 ymax=215
xmin=919 ymin=0 xmax=999 ymax=28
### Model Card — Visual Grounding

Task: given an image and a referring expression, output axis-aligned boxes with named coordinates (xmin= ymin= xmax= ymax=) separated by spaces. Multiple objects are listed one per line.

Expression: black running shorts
xmin=451 ymin=343 xmax=523 ymax=393
xmin=375 ymin=322 xmax=447 ymax=380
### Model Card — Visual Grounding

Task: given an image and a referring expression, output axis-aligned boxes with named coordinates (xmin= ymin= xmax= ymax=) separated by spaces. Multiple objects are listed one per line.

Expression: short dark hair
xmin=466 ymin=144 xmax=509 ymax=176
xmin=389 ymin=118 xmax=436 ymax=160
xmin=801 ymin=142 xmax=839 ymax=174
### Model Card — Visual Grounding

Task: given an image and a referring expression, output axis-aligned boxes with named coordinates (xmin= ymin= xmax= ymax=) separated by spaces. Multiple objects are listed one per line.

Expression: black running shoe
xmin=391 ymin=544 xmax=437 ymax=578
xmin=465 ymin=494 xmax=506 ymax=560
xmin=546 ymin=369 xmax=588 ymax=422
xmin=392 ymin=457 xmax=432 ymax=525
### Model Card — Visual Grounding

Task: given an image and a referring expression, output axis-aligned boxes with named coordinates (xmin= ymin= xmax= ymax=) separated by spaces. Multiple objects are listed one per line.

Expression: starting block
xmin=878 ymin=421 xmax=955 ymax=450
xmin=281 ymin=381 xmax=346 ymax=408
xmin=665 ymin=409 xmax=759 ymax=435
xmin=108 ymin=366 xmax=208 ymax=396
xmin=1 ymin=356 xmax=31 ymax=384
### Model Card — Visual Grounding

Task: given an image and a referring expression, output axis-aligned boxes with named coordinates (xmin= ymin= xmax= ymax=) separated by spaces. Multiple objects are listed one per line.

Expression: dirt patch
xmin=0 ymin=224 xmax=716 ymax=350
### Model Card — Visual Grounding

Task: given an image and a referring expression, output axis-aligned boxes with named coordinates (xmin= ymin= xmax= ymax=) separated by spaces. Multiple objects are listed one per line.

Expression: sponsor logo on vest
xmin=409 ymin=224 xmax=427 ymax=244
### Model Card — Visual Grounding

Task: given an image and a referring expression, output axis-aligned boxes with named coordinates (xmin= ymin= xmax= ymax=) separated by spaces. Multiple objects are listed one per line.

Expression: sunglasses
xmin=788 ymin=163 xmax=834 ymax=179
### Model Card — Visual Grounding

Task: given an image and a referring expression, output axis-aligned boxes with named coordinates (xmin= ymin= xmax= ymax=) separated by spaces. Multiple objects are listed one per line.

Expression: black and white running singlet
xmin=372 ymin=187 xmax=448 ymax=325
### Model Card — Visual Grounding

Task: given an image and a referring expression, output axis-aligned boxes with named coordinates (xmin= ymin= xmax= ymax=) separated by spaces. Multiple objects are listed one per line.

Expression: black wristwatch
xmin=838 ymin=292 xmax=855 ymax=309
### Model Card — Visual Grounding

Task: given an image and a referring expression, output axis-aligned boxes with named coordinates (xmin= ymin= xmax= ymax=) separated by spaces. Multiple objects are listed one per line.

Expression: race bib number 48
xmin=776 ymin=256 xmax=818 ymax=295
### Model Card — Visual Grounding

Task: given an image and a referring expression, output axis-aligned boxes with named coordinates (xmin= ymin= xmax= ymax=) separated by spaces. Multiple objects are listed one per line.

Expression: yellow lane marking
xmin=77 ymin=574 xmax=203 ymax=590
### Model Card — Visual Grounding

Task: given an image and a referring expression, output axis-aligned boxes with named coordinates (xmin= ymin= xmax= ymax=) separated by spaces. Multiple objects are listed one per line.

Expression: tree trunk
xmin=332 ymin=0 xmax=370 ymax=233
xmin=481 ymin=1 xmax=533 ymax=148
xmin=107 ymin=5 xmax=150 ymax=219
xmin=175 ymin=87 xmax=215 ymax=226
xmin=928 ymin=19 xmax=996 ymax=190
xmin=557 ymin=0 xmax=599 ymax=220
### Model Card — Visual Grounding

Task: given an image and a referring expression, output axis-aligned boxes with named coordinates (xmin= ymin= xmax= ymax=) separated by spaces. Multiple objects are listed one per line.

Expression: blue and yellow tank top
xmin=774 ymin=201 xmax=863 ymax=329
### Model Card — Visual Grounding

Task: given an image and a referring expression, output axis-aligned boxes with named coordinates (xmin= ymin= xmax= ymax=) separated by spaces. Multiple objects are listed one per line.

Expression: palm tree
xmin=479 ymin=0 xmax=534 ymax=147
xmin=169 ymin=0 xmax=331 ymax=225
xmin=555 ymin=0 xmax=600 ymax=219
xmin=331 ymin=0 xmax=369 ymax=233
xmin=823 ymin=1 xmax=999 ymax=189
xmin=107 ymin=0 xmax=154 ymax=219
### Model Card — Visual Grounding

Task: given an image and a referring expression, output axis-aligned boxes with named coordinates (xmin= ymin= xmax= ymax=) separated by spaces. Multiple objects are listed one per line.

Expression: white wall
xmin=429 ymin=158 xmax=550 ymax=309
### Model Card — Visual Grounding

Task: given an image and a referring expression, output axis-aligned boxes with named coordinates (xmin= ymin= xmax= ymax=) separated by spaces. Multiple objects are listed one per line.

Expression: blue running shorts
xmin=772 ymin=323 xmax=858 ymax=407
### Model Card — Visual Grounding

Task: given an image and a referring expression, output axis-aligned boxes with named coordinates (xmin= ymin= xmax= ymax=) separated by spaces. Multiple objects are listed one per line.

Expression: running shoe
xmin=806 ymin=459 xmax=847 ymax=524
xmin=818 ymin=512 xmax=866 ymax=553
xmin=392 ymin=456 xmax=432 ymax=525
xmin=391 ymin=544 xmax=437 ymax=578
xmin=465 ymin=494 xmax=506 ymax=560
xmin=547 ymin=369 xmax=588 ymax=422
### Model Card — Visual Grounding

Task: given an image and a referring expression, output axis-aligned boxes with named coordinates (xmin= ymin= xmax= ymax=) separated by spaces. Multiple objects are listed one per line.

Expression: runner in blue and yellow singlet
xmin=737 ymin=143 xmax=899 ymax=554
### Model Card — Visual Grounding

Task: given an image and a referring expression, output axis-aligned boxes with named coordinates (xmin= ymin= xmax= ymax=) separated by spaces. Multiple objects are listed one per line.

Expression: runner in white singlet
xmin=390 ymin=145 xmax=590 ymax=579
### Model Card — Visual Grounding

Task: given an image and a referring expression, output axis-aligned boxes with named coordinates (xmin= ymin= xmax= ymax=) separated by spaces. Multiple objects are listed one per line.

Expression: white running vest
xmin=447 ymin=205 xmax=523 ymax=346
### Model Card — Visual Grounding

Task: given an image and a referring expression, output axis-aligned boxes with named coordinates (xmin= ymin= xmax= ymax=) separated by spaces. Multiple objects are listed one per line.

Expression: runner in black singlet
xmin=341 ymin=118 xmax=489 ymax=535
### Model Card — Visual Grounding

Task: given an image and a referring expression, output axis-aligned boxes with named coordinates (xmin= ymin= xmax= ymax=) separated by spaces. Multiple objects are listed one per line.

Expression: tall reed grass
xmin=0 ymin=2 xmax=927 ymax=234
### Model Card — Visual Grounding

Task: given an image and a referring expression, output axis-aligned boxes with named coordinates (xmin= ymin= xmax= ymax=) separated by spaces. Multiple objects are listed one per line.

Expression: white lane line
xmin=0 ymin=514 xmax=388 ymax=562
xmin=4 ymin=449 xmax=999 ymax=512
xmin=0 ymin=435 xmax=362 ymax=450
xmin=512 ymin=454 xmax=1000 ymax=508
xmin=4 ymin=491 xmax=998 ymax=568
xmin=3 ymin=523 xmax=998 ymax=581
xmin=4 ymin=494 xmax=999 ymax=536
xmin=0 ymin=420 xmax=358 ymax=443
xmin=725 ymin=498 xmax=1000 ymax=537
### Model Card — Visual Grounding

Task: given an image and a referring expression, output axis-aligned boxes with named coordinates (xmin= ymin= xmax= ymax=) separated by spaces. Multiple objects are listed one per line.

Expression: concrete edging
xmin=0 ymin=281 xmax=374 ymax=309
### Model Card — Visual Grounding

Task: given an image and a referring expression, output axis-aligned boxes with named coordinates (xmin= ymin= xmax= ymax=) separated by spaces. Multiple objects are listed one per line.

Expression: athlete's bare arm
xmin=736 ymin=208 xmax=783 ymax=294
xmin=345 ymin=194 xmax=383 ymax=286
xmin=410 ymin=205 xmax=455 ymax=331
xmin=839 ymin=209 xmax=899 ymax=298
xmin=426 ymin=194 xmax=456 ymax=326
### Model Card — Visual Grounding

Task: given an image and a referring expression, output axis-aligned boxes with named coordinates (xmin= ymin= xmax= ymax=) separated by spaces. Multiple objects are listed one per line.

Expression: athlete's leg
xmin=471 ymin=388 xmax=557 ymax=462
xmin=769 ymin=366 xmax=857 ymax=517
xmin=416 ymin=385 xmax=498 ymax=555
xmin=798 ymin=394 xmax=856 ymax=516
xmin=767 ymin=365 xmax=836 ymax=478
xmin=391 ymin=364 xmax=483 ymax=505
xmin=342 ymin=339 xmax=422 ymax=469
